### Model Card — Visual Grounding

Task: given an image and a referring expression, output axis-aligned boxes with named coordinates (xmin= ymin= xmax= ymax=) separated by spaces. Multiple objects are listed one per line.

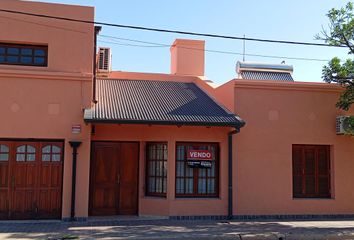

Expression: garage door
xmin=0 ymin=140 xmax=63 ymax=220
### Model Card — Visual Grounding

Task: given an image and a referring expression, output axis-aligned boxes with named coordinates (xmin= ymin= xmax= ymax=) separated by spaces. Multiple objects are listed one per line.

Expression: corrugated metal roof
xmin=84 ymin=79 xmax=245 ymax=128
xmin=240 ymin=71 xmax=294 ymax=81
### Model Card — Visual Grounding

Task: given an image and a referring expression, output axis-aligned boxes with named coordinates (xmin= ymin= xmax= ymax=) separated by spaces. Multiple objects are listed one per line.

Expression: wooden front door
xmin=90 ymin=142 xmax=139 ymax=216
xmin=0 ymin=140 xmax=63 ymax=220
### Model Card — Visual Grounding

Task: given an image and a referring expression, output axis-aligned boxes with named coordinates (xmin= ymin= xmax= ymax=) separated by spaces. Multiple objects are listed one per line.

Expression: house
xmin=0 ymin=0 xmax=353 ymax=221
xmin=0 ymin=0 xmax=94 ymax=220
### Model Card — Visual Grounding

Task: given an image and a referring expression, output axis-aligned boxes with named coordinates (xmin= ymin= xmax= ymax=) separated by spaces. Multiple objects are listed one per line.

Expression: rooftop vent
xmin=236 ymin=61 xmax=294 ymax=81
xmin=97 ymin=47 xmax=111 ymax=73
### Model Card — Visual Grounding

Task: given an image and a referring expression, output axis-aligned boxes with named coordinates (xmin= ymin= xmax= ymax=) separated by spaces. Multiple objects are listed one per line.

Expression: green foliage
xmin=344 ymin=116 xmax=354 ymax=135
xmin=317 ymin=2 xmax=354 ymax=111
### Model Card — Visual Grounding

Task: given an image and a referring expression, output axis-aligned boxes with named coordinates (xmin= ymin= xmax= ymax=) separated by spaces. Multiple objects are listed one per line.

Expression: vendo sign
xmin=187 ymin=149 xmax=213 ymax=161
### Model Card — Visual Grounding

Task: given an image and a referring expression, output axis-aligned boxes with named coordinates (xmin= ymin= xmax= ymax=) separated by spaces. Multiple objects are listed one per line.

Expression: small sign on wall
xmin=72 ymin=124 xmax=81 ymax=134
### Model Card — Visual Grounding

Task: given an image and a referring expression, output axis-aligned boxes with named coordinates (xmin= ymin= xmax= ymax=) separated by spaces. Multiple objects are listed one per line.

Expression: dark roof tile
xmin=84 ymin=79 xmax=245 ymax=128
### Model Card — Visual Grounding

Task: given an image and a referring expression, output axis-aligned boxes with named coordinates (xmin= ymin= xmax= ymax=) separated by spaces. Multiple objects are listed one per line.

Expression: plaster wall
xmin=92 ymin=124 xmax=231 ymax=216
xmin=231 ymin=80 xmax=354 ymax=215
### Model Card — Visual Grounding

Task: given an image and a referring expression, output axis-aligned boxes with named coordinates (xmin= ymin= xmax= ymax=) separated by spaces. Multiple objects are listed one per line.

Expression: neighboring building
xmin=0 ymin=0 xmax=353 ymax=221
xmin=0 ymin=0 xmax=94 ymax=220
xmin=215 ymin=63 xmax=354 ymax=218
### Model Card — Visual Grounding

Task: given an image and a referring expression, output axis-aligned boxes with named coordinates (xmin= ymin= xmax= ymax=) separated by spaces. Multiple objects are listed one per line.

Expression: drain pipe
xmin=69 ymin=141 xmax=82 ymax=221
xmin=228 ymin=128 xmax=239 ymax=220
xmin=92 ymin=26 xmax=102 ymax=104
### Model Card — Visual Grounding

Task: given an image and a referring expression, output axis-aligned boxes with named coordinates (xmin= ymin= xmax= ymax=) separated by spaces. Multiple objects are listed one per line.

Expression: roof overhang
xmin=84 ymin=109 xmax=245 ymax=128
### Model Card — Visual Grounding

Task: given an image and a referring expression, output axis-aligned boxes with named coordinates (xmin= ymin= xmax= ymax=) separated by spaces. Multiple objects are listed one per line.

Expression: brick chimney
xmin=170 ymin=39 xmax=205 ymax=76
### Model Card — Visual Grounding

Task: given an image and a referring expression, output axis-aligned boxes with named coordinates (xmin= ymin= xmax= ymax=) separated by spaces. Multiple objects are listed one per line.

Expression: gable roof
xmin=84 ymin=79 xmax=245 ymax=128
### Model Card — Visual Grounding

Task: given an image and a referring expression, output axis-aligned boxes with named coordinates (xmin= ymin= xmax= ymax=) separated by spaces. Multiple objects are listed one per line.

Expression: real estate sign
xmin=187 ymin=149 xmax=212 ymax=168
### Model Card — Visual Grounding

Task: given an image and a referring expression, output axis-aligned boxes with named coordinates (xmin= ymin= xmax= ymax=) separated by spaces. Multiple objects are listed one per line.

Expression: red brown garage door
xmin=0 ymin=140 xmax=63 ymax=220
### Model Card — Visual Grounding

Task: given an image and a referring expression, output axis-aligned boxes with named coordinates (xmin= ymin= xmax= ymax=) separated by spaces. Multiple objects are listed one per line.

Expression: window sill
xmin=175 ymin=196 xmax=221 ymax=200
xmin=292 ymin=197 xmax=334 ymax=200
xmin=143 ymin=195 xmax=167 ymax=199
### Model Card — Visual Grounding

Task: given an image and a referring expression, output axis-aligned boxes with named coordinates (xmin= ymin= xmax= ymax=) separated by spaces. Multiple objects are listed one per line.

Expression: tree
xmin=317 ymin=2 xmax=354 ymax=111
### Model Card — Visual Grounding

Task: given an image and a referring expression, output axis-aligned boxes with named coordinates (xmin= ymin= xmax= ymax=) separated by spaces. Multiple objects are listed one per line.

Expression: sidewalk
xmin=1 ymin=219 xmax=354 ymax=239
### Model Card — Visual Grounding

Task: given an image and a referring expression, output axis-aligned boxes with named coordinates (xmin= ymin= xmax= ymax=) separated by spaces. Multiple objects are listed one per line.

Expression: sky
xmin=36 ymin=0 xmax=350 ymax=84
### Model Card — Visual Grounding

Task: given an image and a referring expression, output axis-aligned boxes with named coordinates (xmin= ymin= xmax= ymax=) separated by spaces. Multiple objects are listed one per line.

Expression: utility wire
xmin=0 ymin=8 xmax=347 ymax=48
xmin=98 ymin=40 xmax=167 ymax=48
xmin=100 ymin=35 xmax=169 ymax=47
xmin=98 ymin=35 xmax=332 ymax=62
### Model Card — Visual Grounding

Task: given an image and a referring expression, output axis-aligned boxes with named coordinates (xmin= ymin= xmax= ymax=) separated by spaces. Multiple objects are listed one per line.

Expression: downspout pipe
xmin=69 ymin=141 xmax=82 ymax=221
xmin=228 ymin=128 xmax=239 ymax=220
xmin=92 ymin=26 xmax=102 ymax=104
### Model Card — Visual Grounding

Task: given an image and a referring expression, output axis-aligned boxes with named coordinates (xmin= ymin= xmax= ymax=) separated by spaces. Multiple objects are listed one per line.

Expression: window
xmin=293 ymin=145 xmax=331 ymax=198
xmin=16 ymin=145 xmax=36 ymax=162
xmin=0 ymin=144 xmax=9 ymax=161
xmin=176 ymin=143 xmax=218 ymax=197
xmin=0 ymin=43 xmax=48 ymax=67
xmin=42 ymin=144 xmax=62 ymax=162
xmin=146 ymin=142 xmax=167 ymax=196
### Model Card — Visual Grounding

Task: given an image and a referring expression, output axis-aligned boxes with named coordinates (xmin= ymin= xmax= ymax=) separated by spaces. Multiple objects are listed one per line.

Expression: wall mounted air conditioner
xmin=336 ymin=116 xmax=352 ymax=135
xmin=97 ymin=47 xmax=111 ymax=72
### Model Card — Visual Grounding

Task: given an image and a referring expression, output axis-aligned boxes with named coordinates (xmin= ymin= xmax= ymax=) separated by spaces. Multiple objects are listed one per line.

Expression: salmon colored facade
xmin=0 ymin=0 xmax=353 ymax=221
xmin=91 ymin=125 xmax=230 ymax=217
xmin=215 ymin=80 xmax=354 ymax=216
xmin=0 ymin=0 xmax=94 ymax=220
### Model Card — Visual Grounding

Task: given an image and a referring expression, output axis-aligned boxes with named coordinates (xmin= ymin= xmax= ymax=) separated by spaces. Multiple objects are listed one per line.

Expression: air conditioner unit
xmin=336 ymin=116 xmax=352 ymax=135
xmin=97 ymin=47 xmax=111 ymax=72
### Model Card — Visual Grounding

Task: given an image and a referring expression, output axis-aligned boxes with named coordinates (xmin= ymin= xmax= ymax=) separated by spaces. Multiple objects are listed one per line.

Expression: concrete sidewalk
xmin=1 ymin=219 xmax=354 ymax=239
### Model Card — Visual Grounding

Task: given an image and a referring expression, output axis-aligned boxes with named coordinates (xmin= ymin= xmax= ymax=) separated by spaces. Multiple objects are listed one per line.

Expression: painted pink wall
xmin=0 ymin=0 xmax=94 ymax=219
xmin=92 ymin=124 xmax=231 ymax=216
xmin=0 ymin=0 xmax=94 ymax=74
xmin=213 ymin=80 xmax=236 ymax=112
xmin=228 ymin=80 xmax=354 ymax=215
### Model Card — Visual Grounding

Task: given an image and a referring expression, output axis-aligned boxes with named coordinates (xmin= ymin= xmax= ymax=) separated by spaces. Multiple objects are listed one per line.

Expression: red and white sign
xmin=187 ymin=149 xmax=213 ymax=161
xmin=72 ymin=124 xmax=81 ymax=134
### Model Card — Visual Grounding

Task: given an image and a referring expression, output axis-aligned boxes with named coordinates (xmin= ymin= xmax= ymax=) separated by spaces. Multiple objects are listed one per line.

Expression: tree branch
xmin=341 ymin=31 xmax=354 ymax=53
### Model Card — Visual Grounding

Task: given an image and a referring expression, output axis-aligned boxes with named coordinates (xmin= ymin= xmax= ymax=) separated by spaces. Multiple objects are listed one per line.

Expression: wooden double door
xmin=89 ymin=142 xmax=139 ymax=216
xmin=0 ymin=140 xmax=63 ymax=220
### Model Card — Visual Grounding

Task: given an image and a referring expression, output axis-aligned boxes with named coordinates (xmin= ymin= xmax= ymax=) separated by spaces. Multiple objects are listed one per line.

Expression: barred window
xmin=175 ymin=143 xmax=218 ymax=197
xmin=146 ymin=142 xmax=167 ymax=197
xmin=293 ymin=145 xmax=331 ymax=198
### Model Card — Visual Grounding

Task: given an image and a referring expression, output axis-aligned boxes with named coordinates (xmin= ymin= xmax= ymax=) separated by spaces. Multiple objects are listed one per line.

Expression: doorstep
xmin=87 ymin=215 xmax=169 ymax=222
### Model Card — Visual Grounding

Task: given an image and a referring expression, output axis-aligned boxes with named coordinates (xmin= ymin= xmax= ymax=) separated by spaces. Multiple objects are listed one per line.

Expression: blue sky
xmin=37 ymin=0 xmax=350 ymax=84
